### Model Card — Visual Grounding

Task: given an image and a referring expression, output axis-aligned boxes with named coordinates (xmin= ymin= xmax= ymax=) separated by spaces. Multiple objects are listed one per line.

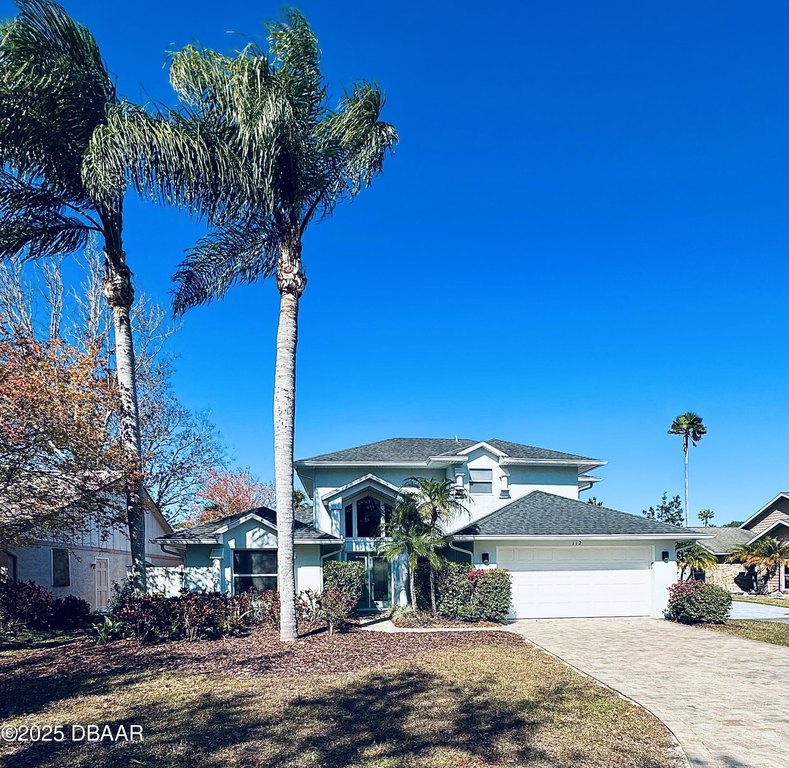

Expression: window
xmin=692 ymin=569 xmax=706 ymax=582
xmin=233 ymin=550 xmax=277 ymax=593
xmin=356 ymin=496 xmax=382 ymax=537
xmin=52 ymin=548 xmax=70 ymax=587
xmin=469 ymin=468 xmax=493 ymax=495
xmin=345 ymin=504 xmax=354 ymax=537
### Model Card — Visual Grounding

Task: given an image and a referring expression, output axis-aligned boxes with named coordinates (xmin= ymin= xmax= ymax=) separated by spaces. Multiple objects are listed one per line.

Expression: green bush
xmin=437 ymin=564 xmax=511 ymax=622
xmin=51 ymin=595 xmax=92 ymax=629
xmin=664 ymin=580 xmax=732 ymax=624
xmin=323 ymin=560 xmax=364 ymax=605
xmin=318 ymin=589 xmax=357 ymax=634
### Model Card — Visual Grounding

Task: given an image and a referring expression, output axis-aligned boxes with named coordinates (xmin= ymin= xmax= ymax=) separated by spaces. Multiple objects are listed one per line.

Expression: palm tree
xmin=85 ymin=12 xmax=397 ymax=641
xmin=729 ymin=538 xmax=789 ymax=593
xmin=378 ymin=525 xmax=443 ymax=610
xmin=402 ymin=477 xmax=468 ymax=615
xmin=677 ymin=544 xmax=717 ymax=581
xmin=697 ymin=509 xmax=715 ymax=527
xmin=0 ymin=0 xmax=147 ymax=589
xmin=668 ymin=412 xmax=707 ymax=527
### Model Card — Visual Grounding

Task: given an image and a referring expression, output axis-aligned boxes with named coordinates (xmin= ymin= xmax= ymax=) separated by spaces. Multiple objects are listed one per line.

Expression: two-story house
xmin=154 ymin=437 xmax=695 ymax=618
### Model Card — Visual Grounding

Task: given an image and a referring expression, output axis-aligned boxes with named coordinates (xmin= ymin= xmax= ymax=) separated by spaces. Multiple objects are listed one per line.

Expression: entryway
xmin=95 ymin=557 xmax=109 ymax=612
xmin=347 ymin=554 xmax=390 ymax=610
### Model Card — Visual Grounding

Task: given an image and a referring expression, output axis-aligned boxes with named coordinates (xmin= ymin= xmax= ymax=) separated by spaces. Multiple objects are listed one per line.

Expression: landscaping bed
xmin=0 ymin=627 xmax=681 ymax=768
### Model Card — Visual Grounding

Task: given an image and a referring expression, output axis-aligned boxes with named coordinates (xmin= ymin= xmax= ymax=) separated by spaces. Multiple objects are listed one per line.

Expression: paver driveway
xmin=510 ymin=618 xmax=789 ymax=768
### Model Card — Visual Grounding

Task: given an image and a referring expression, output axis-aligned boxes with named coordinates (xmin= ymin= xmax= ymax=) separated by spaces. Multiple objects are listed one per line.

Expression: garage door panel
xmin=498 ymin=546 xmax=652 ymax=619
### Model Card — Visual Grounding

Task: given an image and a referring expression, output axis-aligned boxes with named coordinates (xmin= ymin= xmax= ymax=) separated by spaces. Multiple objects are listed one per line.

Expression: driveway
xmin=730 ymin=600 xmax=789 ymax=621
xmin=509 ymin=618 xmax=789 ymax=768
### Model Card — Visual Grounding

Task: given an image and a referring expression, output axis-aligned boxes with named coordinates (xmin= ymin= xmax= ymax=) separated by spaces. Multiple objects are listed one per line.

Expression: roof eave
xmin=451 ymin=533 xmax=709 ymax=542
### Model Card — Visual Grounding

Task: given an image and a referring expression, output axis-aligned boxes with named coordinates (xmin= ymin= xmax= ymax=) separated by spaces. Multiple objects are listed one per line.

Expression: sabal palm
xmin=0 ymin=0 xmax=147 ymax=589
xmin=668 ymin=412 xmax=707 ymax=527
xmin=402 ymin=477 xmax=468 ymax=614
xmin=85 ymin=12 xmax=397 ymax=641
xmin=677 ymin=544 xmax=717 ymax=581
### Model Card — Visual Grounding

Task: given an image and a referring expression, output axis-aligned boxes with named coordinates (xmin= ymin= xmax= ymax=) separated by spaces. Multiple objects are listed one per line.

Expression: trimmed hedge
xmin=664 ymin=580 xmax=732 ymax=624
xmin=437 ymin=563 xmax=511 ymax=622
xmin=323 ymin=560 xmax=364 ymax=605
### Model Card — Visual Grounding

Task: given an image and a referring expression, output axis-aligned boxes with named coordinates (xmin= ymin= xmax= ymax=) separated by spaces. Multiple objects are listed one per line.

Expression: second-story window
xmin=344 ymin=496 xmax=394 ymax=537
xmin=469 ymin=468 xmax=493 ymax=495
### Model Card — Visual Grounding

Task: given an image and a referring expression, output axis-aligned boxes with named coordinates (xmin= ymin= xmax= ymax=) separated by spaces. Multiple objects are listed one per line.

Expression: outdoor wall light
xmin=661 ymin=551 xmax=670 ymax=562
xmin=481 ymin=552 xmax=490 ymax=565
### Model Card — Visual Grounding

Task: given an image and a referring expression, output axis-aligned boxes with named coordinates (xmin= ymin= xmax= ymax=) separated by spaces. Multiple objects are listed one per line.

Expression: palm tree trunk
xmin=103 ymin=252 xmax=146 ymax=593
xmin=409 ymin=554 xmax=418 ymax=609
xmin=274 ymin=245 xmax=306 ymax=643
xmin=429 ymin=566 xmax=437 ymax=616
xmin=684 ymin=439 xmax=689 ymax=527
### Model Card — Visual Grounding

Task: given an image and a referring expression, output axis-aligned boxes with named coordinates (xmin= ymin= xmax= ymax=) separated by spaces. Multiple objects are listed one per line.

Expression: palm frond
xmin=172 ymin=220 xmax=280 ymax=314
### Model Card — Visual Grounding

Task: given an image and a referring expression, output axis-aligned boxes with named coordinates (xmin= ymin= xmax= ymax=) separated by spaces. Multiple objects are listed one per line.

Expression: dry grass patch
xmin=0 ymin=629 xmax=681 ymax=768
xmin=704 ymin=619 xmax=789 ymax=647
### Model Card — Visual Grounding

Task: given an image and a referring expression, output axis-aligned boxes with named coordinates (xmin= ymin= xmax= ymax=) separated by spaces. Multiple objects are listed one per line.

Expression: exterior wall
xmin=307 ymin=451 xmax=582 ymax=536
xmin=705 ymin=562 xmax=752 ymax=593
xmin=744 ymin=496 xmax=789 ymax=535
xmin=469 ymin=538 xmax=678 ymax=618
xmin=10 ymin=501 xmax=182 ymax=611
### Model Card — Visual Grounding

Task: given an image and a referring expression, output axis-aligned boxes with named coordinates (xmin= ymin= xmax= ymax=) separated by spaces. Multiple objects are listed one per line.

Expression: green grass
xmin=732 ymin=595 xmax=789 ymax=608
xmin=0 ymin=638 xmax=681 ymax=768
xmin=706 ymin=620 xmax=789 ymax=647
xmin=0 ymin=628 xmax=87 ymax=654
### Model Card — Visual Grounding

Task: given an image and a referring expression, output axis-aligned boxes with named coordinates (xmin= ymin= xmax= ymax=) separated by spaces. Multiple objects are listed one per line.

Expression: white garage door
xmin=497 ymin=545 xmax=653 ymax=619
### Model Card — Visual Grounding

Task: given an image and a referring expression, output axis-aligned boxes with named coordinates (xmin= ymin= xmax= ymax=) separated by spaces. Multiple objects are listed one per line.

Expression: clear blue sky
xmin=4 ymin=1 xmax=788 ymax=524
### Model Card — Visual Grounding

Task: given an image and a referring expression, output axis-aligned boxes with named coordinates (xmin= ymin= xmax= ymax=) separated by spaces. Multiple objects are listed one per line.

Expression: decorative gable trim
xmin=739 ymin=493 xmax=789 ymax=531
xmin=321 ymin=474 xmax=401 ymax=503
xmin=747 ymin=518 xmax=789 ymax=544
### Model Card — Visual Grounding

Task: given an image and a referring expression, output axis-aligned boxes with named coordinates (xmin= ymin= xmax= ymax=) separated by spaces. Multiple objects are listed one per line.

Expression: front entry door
xmin=347 ymin=554 xmax=390 ymax=610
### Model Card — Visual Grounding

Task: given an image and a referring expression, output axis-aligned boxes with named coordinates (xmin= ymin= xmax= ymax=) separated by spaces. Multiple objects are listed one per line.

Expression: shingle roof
xmin=687 ymin=526 xmax=754 ymax=555
xmin=451 ymin=491 xmax=691 ymax=537
xmin=155 ymin=506 xmax=341 ymax=544
xmin=298 ymin=437 xmax=600 ymax=464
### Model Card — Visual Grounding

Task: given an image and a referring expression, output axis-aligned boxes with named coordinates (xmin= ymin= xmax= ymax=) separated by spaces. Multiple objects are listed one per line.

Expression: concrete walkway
xmin=730 ymin=600 xmax=789 ymax=621
xmin=509 ymin=617 xmax=789 ymax=768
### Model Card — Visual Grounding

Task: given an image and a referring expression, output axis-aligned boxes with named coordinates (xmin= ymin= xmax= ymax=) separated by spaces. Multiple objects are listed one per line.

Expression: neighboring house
xmin=692 ymin=492 xmax=789 ymax=592
xmin=1 ymin=490 xmax=181 ymax=611
xmin=154 ymin=437 xmax=697 ymax=619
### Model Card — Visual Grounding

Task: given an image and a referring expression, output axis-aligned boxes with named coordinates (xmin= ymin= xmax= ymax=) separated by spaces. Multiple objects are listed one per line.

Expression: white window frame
xmin=343 ymin=494 xmax=394 ymax=539
xmin=469 ymin=468 xmax=494 ymax=495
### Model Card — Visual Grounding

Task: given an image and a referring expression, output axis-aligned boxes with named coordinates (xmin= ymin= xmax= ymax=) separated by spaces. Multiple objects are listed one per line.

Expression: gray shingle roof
xmin=155 ymin=506 xmax=341 ymax=544
xmin=687 ymin=526 xmax=754 ymax=555
xmin=451 ymin=491 xmax=691 ymax=537
xmin=298 ymin=437 xmax=600 ymax=464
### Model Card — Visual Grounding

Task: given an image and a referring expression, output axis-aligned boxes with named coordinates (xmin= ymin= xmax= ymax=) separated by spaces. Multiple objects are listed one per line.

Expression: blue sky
xmin=4 ymin=1 xmax=788 ymax=524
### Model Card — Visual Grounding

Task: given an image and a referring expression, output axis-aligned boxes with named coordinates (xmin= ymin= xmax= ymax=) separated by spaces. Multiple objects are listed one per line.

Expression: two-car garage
xmin=496 ymin=544 xmax=655 ymax=619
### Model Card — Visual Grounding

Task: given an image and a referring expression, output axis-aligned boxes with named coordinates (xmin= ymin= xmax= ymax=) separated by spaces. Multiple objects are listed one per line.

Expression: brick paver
xmin=509 ymin=618 xmax=789 ymax=768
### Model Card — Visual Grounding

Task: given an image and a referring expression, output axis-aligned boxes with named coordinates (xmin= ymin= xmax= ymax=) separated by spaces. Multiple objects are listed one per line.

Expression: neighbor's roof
xmin=154 ymin=506 xmax=341 ymax=545
xmin=687 ymin=526 xmax=753 ymax=555
xmin=297 ymin=437 xmax=601 ymax=466
xmin=451 ymin=491 xmax=695 ymax=538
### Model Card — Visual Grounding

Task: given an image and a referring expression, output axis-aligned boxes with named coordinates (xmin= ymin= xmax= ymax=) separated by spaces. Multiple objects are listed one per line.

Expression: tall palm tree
xmin=402 ymin=477 xmax=468 ymax=615
xmin=379 ymin=527 xmax=443 ymax=610
xmin=85 ymin=12 xmax=397 ymax=641
xmin=668 ymin=412 xmax=707 ymax=527
xmin=0 ymin=0 xmax=147 ymax=590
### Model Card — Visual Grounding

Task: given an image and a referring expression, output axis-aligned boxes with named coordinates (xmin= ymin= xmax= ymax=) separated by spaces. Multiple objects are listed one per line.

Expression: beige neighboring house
xmin=0 ymin=490 xmax=182 ymax=611
xmin=690 ymin=491 xmax=789 ymax=593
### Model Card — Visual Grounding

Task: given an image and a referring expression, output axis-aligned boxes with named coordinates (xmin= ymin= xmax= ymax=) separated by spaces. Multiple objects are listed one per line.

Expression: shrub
xmin=51 ymin=595 xmax=91 ymax=629
xmin=323 ymin=560 xmax=364 ymax=606
xmin=665 ymin=580 xmax=732 ymax=624
xmin=318 ymin=589 xmax=357 ymax=634
xmin=92 ymin=614 xmax=127 ymax=644
xmin=0 ymin=580 xmax=53 ymax=630
xmin=437 ymin=564 xmax=512 ymax=623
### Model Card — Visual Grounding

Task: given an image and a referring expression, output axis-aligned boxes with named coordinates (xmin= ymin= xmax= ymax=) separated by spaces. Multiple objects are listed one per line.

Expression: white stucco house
xmin=154 ymin=437 xmax=697 ymax=619
xmin=1 ymin=491 xmax=181 ymax=611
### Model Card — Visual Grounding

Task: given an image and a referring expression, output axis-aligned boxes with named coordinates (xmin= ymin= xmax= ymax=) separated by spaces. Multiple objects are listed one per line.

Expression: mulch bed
xmin=0 ymin=627 xmax=522 ymax=694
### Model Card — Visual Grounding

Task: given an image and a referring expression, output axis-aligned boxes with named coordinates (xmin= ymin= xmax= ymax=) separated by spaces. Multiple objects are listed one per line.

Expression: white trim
xmin=739 ymin=492 xmax=789 ymax=530
xmin=213 ymin=513 xmax=278 ymax=535
xmin=94 ymin=557 xmax=109 ymax=612
xmin=321 ymin=474 xmax=401 ymax=502
xmin=451 ymin=533 xmax=711 ymax=542
xmin=451 ymin=441 xmax=507 ymax=458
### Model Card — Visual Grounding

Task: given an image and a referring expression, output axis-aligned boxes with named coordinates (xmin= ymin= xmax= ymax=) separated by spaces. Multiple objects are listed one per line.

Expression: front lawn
xmin=732 ymin=595 xmax=789 ymax=608
xmin=0 ymin=628 xmax=88 ymax=654
xmin=0 ymin=628 xmax=681 ymax=768
xmin=704 ymin=620 xmax=789 ymax=648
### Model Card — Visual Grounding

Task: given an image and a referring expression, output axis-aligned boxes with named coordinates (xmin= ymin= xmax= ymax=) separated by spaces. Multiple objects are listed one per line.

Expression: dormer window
xmin=469 ymin=468 xmax=493 ymax=495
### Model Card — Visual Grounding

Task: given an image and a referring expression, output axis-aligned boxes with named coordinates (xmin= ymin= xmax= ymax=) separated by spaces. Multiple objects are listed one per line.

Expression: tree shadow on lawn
xmin=7 ymin=666 xmax=557 ymax=768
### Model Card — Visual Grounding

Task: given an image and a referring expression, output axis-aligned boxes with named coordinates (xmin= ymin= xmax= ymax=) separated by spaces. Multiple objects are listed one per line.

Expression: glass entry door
xmin=347 ymin=554 xmax=390 ymax=610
